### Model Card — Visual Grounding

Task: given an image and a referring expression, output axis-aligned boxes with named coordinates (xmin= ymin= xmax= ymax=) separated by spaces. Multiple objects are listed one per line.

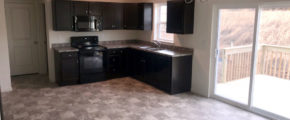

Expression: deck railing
xmin=220 ymin=45 xmax=290 ymax=83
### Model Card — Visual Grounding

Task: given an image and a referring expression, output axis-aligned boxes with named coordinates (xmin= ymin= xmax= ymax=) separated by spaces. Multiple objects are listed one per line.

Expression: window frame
xmin=154 ymin=3 xmax=174 ymax=43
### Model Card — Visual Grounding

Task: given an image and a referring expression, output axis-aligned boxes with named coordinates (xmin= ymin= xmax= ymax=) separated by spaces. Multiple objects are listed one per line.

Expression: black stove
xmin=71 ymin=36 xmax=107 ymax=84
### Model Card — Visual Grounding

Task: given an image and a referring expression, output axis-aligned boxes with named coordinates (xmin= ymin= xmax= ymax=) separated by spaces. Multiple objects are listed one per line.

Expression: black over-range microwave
xmin=73 ymin=16 xmax=103 ymax=32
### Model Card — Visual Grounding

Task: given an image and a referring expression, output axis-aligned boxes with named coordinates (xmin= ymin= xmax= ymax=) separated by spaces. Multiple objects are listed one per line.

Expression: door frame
xmin=209 ymin=2 xmax=290 ymax=120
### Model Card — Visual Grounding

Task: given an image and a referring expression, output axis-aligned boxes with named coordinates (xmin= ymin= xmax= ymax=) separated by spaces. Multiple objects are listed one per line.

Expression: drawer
xmin=61 ymin=52 xmax=78 ymax=58
xmin=109 ymin=67 xmax=120 ymax=73
xmin=109 ymin=56 xmax=121 ymax=64
xmin=108 ymin=49 xmax=124 ymax=55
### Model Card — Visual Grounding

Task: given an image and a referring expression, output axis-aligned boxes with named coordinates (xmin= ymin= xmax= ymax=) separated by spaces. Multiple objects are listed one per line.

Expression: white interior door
xmin=5 ymin=3 xmax=39 ymax=76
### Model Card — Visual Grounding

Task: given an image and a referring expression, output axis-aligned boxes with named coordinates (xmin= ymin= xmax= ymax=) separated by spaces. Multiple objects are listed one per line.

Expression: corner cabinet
xmin=138 ymin=3 xmax=153 ymax=30
xmin=105 ymin=48 xmax=128 ymax=79
xmin=123 ymin=3 xmax=153 ymax=30
xmin=102 ymin=3 xmax=124 ymax=30
xmin=128 ymin=49 xmax=192 ymax=94
xmin=167 ymin=0 xmax=195 ymax=34
xmin=54 ymin=51 xmax=79 ymax=86
xmin=52 ymin=0 xmax=73 ymax=31
xmin=123 ymin=3 xmax=139 ymax=29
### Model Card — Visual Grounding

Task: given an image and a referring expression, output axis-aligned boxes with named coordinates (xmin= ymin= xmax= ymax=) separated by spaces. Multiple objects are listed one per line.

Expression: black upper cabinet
xmin=52 ymin=1 xmax=153 ymax=31
xmin=102 ymin=3 xmax=124 ymax=30
xmin=73 ymin=2 xmax=103 ymax=16
xmin=52 ymin=0 xmax=73 ymax=31
xmin=167 ymin=0 xmax=195 ymax=34
xmin=138 ymin=3 xmax=153 ymax=30
xmin=89 ymin=2 xmax=103 ymax=16
xmin=73 ymin=1 xmax=89 ymax=16
xmin=123 ymin=3 xmax=153 ymax=30
xmin=123 ymin=3 xmax=139 ymax=29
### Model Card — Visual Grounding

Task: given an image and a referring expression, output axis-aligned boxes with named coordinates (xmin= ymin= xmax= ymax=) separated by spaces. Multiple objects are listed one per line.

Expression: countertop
xmin=53 ymin=42 xmax=193 ymax=57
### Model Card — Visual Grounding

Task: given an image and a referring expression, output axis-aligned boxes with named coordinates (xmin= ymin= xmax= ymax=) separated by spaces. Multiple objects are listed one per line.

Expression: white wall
xmin=44 ymin=0 xmax=146 ymax=82
xmin=0 ymin=0 xmax=12 ymax=92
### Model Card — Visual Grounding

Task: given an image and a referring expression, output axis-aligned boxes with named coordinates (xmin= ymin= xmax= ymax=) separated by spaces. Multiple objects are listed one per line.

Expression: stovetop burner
xmin=80 ymin=45 xmax=106 ymax=51
xmin=70 ymin=36 xmax=106 ymax=51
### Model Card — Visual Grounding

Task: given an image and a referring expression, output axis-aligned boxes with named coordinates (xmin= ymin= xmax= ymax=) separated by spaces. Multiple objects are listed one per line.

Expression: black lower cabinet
xmin=54 ymin=51 xmax=79 ymax=86
xmin=54 ymin=48 xmax=192 ymax=94
xmin=127 ymin=48 xmax=192 ymax=94
xmin=105 ymin=48 xmax=128 ymax=79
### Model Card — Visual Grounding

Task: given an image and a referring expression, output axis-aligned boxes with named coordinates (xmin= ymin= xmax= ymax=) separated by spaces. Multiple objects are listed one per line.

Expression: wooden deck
xmin=218 ymin=45 xmax=290 ymax=83
xmin=216 ymin=75 xmax=290 ymax=119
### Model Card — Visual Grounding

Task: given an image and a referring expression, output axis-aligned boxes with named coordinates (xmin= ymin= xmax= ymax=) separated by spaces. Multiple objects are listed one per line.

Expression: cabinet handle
xmin=140 ymin=60 xmax=146 ymax=63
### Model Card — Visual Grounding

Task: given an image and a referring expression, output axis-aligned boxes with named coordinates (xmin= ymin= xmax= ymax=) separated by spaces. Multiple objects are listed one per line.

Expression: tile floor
xmin=2 ymin=75 xmax=268 ymax=120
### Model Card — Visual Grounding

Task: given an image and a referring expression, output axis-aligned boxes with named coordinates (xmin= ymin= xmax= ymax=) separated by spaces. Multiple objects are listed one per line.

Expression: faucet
xmin=153 ymin=41 xmax=161 ymax=48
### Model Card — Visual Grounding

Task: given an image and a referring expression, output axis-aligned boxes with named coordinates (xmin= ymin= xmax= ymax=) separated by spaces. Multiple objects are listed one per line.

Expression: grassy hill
xmin=219 ymin=8 xmax=290 ymax=49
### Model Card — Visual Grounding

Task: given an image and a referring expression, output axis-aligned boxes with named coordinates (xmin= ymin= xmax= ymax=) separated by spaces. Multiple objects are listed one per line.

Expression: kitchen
xmin=52 ymin=1 xmax=194 ymax=94
xmin=0 ymin=0 xmax=287 ymax=119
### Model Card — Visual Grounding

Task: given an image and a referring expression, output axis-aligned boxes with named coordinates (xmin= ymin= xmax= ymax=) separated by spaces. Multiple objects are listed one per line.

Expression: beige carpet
xmin=2 ymin=75 xmax=267 ymax=120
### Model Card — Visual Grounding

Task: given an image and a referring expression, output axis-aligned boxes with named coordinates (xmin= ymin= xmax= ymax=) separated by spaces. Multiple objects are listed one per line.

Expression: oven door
xmin=79 ymin=51 xmax=105 ymax=83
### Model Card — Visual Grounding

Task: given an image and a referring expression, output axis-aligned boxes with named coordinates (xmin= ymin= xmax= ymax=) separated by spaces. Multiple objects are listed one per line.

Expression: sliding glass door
xmin=214 ymin=8 xmax=256 ymax=105
xmin=213 ymin=3 xmax=290 ymax=120
xmin=252 ymin=7 xmax=290 ymax=119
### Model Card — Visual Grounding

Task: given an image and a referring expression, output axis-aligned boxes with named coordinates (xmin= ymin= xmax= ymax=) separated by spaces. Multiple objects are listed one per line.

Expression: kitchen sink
xmin=139 ymin=46 xmax=151 ymax=49
xmin=155 ymin=49 xmax=175 ymax=56
xmin=139 ymin=46 xmax=163 ymax=51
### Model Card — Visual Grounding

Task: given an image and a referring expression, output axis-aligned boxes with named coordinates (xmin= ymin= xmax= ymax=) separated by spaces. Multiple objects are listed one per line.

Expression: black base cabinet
xmin=105 ymin=48 xmax=129 ymax=79
xmin=54 ymin=48 xmax=192 ymax=94
xmin=127 ymin=48 xmax=192 ymax=94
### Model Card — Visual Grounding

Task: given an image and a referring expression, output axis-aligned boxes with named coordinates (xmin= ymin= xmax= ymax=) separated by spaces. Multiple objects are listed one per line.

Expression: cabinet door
xmin=128 ymin=49 xmax=137 ymax=76
xmin=73 ymin=1 xmax=89 ymax=16
xmin=167 ymin=0 xmax=194 ymax=34
xmin=52 ymin=0 xmax=73 ymax=31
xmin=166 ymin=1 xmax=184 ymax=34
xmin=156 ymin=55 xmax=172 ymax=93
xmin=129 ymin=50 xmax=145 ymax=81
xmin=138 ymin=3 xmax=153 ymax=30
xmin=89 ymin=2 xmax=102 ymax=16
xmin=144 ymin=52 xmax=158 ymax=87
xmin=107 ymin=49 xmax=128 ymax=79
xmin=102 ymin=3 xmax=123 ymax=30
xmin=123 ymin=3 xmax=139 ymax=29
